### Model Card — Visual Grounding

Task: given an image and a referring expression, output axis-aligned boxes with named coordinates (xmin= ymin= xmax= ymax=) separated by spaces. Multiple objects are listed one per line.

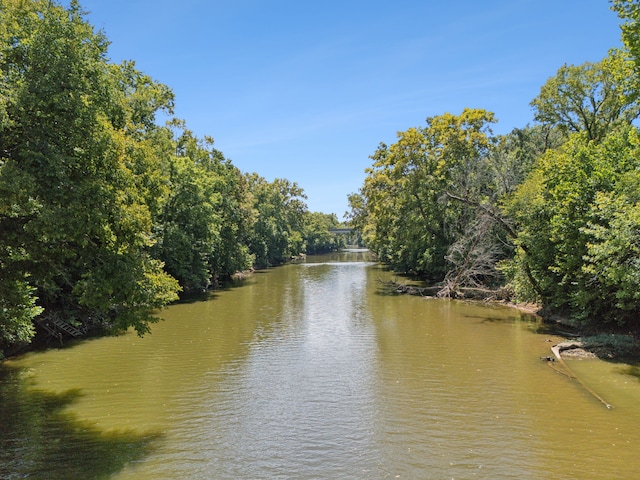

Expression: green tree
xmin=530 ymin=49 xmax=640 ymax=142
xmin=151 ymin=124 xmax=254 ymax=290
xmin=247 ymin=175 xmax=307 ymax=267
xmin=357 ymin=127 xmax=438 ymax=274
xmin=613 ymin=0 xmax=640 ymax=70
xmin=152 ymin=125 xmax=222 ymax=291
xmin=490 ymin=125 xmax=566 ymax=197
xmin=351 ymin=109 xmax=498 ymax=282
xmin=206 ymin=151 xmax=255 ymax=279
xmin=304 ymin=212 xmax=344 ymax=254
xmin=0 ymin=271 xmax=42 ymax=349
xmin=0 ymin=0 xmax=180 ymax=348
xmin=502 ymin=126 xmax=640 ymax=329
xmin=580 ymin=184 xmax=640 ymax=328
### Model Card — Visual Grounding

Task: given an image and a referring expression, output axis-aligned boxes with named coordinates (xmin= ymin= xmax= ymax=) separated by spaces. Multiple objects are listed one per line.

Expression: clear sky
xmin=75 ymin=0 xmax=623 ymax=217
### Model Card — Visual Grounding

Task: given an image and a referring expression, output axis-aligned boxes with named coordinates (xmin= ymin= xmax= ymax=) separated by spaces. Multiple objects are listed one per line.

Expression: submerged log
xmin=550 ymin=342 xmax=612 ymax=409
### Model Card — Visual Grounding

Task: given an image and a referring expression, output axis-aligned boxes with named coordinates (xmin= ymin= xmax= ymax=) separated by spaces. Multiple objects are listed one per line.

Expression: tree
xmin=580 ymin=184 xmax=640 ymax=329
xmin=155 ymin=161 xmax=221 ymax=290
xmin=489 ymin=125 xmax=566 ymax=197
xmin=304 ymin=212 xmax=344 ymax=254
xmin=613 ymin=0 xmax=640 ymax=70
xmin=151 ymin=124 xmax=254 ymax=290
xmin=359 ymin=127 xmax=444 ymax=275
xmin=530 ymin=49 xmax=640 ymax=142
xmin=501 ymin=126 xmax=640 ymax=329
xmin=205 ymin=149 xmax=255 ymax=279
xmin=0 ymin=271 xmax=42 ymax=349
xmin=0 ymin=0 xmax=180 ymax=348
xmin=351 ymin=109 xmax=499 ymax=282
xmin=247 ymin=175 xmax=307 ymax=267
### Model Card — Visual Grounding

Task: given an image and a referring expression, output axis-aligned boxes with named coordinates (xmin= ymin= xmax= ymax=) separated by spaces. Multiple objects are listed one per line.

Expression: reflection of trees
xmin=0 ymin=366 xmax=161 ymax=480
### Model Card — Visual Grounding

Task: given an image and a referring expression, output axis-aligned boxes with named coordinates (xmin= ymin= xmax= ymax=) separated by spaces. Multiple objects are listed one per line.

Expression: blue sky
xmin=76 ymin=0 xmax=623 ymax=216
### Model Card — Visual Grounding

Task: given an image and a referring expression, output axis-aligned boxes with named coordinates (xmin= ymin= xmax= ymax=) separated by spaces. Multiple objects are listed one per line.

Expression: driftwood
xmin=383 ymin=278 xmax=613 ymax=409
xmin=379 ymin=280 xmax=441 ymax=296
xmin=549 ymin=342 xmax=612 ymax=409
xmin=379 ymin=280 xmax=511 ymax=301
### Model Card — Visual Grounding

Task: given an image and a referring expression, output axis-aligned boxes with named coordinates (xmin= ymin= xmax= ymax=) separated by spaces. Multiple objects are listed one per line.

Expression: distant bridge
xmin=328 ymin=228 xmax=354 ymax=234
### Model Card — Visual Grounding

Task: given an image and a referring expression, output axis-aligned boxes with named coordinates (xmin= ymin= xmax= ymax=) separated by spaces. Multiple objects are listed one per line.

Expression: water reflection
xmin=3 ymin=251 xmax=640 ymax=479
xmin=154 ymin=254 xmax=383 ymax=479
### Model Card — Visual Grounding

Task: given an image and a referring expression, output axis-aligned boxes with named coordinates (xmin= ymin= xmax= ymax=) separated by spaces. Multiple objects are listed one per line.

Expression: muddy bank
xmin=551 ymin=341 xmax=597 ymax=359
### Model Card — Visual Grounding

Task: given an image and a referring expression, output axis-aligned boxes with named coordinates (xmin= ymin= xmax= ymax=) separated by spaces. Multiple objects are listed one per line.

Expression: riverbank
xmin=490 ymin=302 xmax=639 ymax=362
xmin=551 ymin=341 xmax=597 ymax=359
xmin=381 ymin=279 xmax=640 ymax=363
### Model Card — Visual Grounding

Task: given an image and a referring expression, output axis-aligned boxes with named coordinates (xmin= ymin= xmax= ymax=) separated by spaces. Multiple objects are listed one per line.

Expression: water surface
xmin=2 ymin=250 xmax=640 ymax=479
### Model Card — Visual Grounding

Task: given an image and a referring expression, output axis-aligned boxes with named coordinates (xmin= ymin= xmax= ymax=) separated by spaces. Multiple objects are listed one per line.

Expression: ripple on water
xmin=5 ymin=252 xmax=640 ymax=479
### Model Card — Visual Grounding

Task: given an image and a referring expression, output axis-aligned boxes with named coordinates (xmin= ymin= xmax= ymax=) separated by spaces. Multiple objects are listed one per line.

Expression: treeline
xmin=0 ymin=0 xmax=345 ymax=355
xmin=348 ymin=1 xmax=640 ymax=334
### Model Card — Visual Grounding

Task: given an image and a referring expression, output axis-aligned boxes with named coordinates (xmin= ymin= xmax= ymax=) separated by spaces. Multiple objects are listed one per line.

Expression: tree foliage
xmin=150 ymin=124 xmax=253 ymax=291
xmin=531 ymin=49 xmax=640 ymax=142
xmin=247 ymin=175 xmax=308 ymax=268
xmin=351 ymin=109 xmax=501 ymax=282
xmin=304 ymin=212 xmax=344 ymax=254
xmin=6 ymin=0 xmax=640 ymax=353
xmin=0 ymin=0 xmax=181 ymax=343
xmin=501 ymin=126 xmax=640 ymax=328
xmin=349 ymin=5 xmax=640 ymax=333
xmin=613 ymin=0 xmax=640 ymax=72
xmin=0 ymin=1 xmax=337 ymax=354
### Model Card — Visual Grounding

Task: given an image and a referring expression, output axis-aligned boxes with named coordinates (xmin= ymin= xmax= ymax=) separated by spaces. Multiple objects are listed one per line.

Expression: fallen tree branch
xmin=379 ymin=280 xmax=512 ymax=301
xmin=378 ymin=280 xmax=440 ymax=296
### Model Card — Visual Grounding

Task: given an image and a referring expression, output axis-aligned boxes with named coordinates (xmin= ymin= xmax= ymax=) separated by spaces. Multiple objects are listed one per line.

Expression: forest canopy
xmin=348 ymin=0 xmax=640 ymax=333
xmin=0 ymin=0 xmax=345 ymax=355
xmin=3 ymin=0 xmax=640 ymax=356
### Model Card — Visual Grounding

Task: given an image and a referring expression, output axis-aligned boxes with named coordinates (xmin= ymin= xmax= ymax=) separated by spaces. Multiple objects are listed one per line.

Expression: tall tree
xmin=151 ymin=123 xmax=254 ymax=290
xmin=152 ymin=127 xmax=222 ymax=291
xmin=501 ymin=126 xmax=640 ymax=329
xmin=351 ymin=109 xmax=499 ymax=282
xmin=530 ymin=49 xmax=640 ymax=142
xmin=247 ymin=175 xmax=307 ymax=267
xmin=613 ymin=0 xmax=640 ymax=69
xmin=0 ymin=0 xmax=180 ymax=349
xmin=303 ymin=212 xmax=344 ymax=254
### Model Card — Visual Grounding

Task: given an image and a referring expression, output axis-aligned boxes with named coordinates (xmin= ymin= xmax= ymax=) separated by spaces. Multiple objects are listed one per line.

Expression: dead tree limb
xmin=444 ymin=191 xmax=544 ymax=298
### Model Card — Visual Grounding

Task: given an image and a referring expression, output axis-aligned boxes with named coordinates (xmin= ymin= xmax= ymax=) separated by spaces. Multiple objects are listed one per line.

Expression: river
xmin=2 ymin=249 xmax=640 ymax=479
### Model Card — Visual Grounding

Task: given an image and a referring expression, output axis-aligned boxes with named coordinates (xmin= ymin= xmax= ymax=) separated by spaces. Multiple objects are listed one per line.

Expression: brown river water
xmin=1 ymin=249 xmax=640 ymax=479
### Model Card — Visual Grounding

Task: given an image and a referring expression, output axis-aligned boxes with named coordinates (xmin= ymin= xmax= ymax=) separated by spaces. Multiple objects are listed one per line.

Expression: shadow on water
xmin=614 ymin=365 xmax=640 ymax=379
xmin=174 ymin=272 xmax=264 ymax=305
xmin=468 ymin=313 xmax=541 ymax=325
xmin=0 ymin=365 xmax=162 ymax=480
xmin=620 ymin=365 xmax=640 ymax=381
